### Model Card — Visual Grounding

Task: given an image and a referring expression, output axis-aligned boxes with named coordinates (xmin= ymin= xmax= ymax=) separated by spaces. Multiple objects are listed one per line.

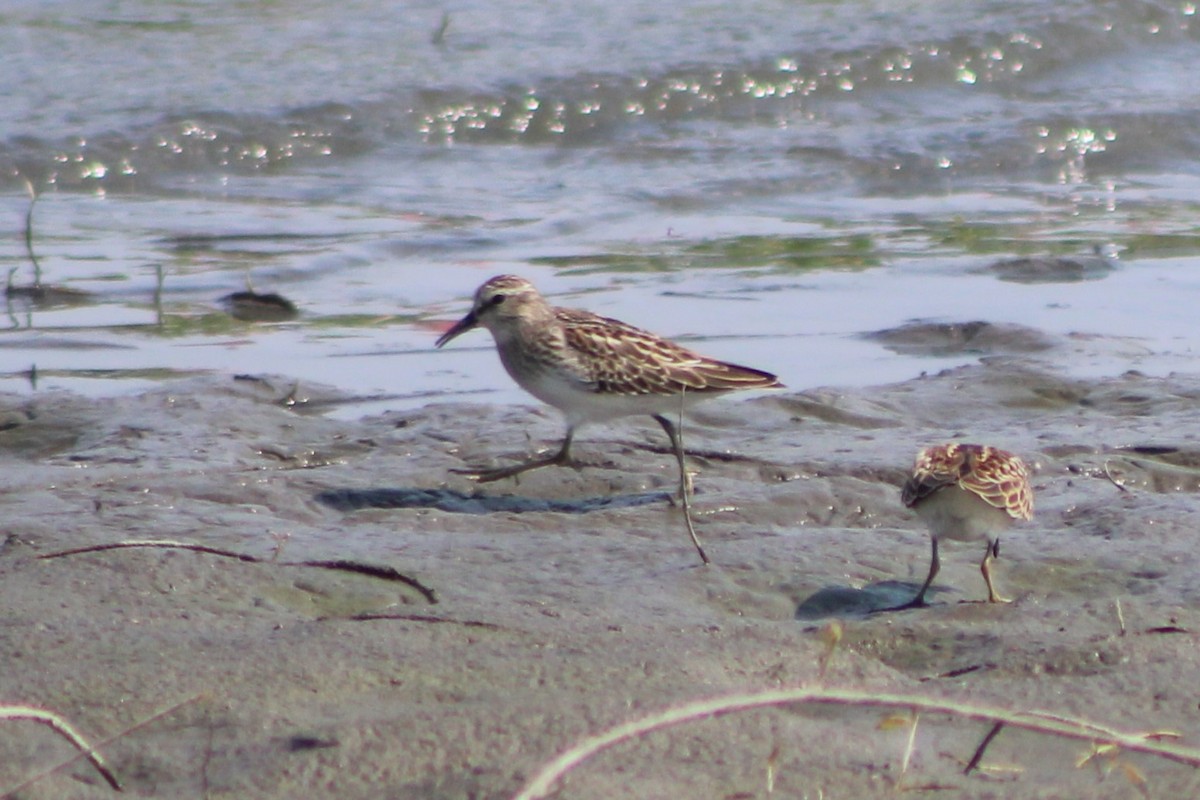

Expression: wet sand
xmin=4 ymin=323 xmax=1200 ymax=798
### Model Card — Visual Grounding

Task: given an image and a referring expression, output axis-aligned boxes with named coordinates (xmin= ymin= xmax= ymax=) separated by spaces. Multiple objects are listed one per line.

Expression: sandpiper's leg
xmin=652 ymin=414 xmax=695 ymax=500
xmin=454 ymin=427 xmax=577 ymax=483
xmin=980 ymin=538 xmax=1011 ymax=603
xmin=879 ymin=537 xmax=939 ymax=612
xmin=652 ymin=413 xmax=708 ymax=566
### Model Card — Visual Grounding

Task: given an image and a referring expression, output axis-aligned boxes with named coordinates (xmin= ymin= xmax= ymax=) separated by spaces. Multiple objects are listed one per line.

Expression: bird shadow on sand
xmin=314 ymin=487 xmax=671 ymax=515
xmin=794 ymin=581 xmax=955 ymax=620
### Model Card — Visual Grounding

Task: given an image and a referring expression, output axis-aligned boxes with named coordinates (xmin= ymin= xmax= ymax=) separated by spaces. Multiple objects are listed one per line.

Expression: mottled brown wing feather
xmin=902 ymin=443 xmax=1033 ymax=520
xmin=557 ymin=308 xmax=781 ymax=396
xmin=959 ymin=445 xmax=1033 ymax=520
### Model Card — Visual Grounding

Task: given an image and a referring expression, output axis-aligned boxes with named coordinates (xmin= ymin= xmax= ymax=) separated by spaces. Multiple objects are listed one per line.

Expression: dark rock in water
xmin=864 ymin=320 xmax=1056 ymax=357
xmin=978 ymin=252 xmax=1116 ymax=284
xmin=221 ymin=290 xmax=299 ymax=322
xmin=5 ymin=282 xmax=93 ymax=309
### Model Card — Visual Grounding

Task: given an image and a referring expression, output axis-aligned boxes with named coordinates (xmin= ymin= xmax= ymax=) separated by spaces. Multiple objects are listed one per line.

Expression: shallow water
xmin=2 ymin=0 xmax=1200 ymax=416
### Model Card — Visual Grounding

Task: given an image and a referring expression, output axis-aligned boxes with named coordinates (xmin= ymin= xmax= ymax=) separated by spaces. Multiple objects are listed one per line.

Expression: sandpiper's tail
xmin=689 ymin=359 xmax=783 ymax=392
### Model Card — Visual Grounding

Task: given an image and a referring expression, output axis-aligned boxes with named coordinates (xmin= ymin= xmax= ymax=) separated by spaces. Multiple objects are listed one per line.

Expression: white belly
xmin=523 ymin=370 xmax=708 ymax=425
xmin=914 ymin=486 xmax=1015 ymax=543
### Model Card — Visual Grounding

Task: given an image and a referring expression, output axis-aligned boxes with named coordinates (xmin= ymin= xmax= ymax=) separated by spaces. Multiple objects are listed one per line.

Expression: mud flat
xmin=4 ymin=324 xmax=1200 ymax=798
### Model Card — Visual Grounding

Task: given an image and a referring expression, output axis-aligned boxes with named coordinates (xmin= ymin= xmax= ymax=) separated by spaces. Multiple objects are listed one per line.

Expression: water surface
xmin=2 ymin=0 xmax=1199 ymax=416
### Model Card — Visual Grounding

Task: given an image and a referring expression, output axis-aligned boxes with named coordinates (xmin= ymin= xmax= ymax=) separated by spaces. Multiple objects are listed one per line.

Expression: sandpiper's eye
xmin=490 ymin=294 xmax=506 ymax=306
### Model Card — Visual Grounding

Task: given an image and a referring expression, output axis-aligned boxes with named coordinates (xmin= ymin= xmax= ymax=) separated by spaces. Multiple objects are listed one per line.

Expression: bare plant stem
xmin=963 ymin=721 xmax=1005 ymax=775
xmin=21 ymin=178 xmax=42 ymax=287
xmin=511 ymin=687 xmax=1200 ymax=800
xmin=898 ymin=712 xmax=920 ymax=786
xmin=0 ymin=705 xmax=121 ymax=792
xmin=38 ymin=539 xmax=437 ymax=603
xmin=3 ymin=695 xmax=201 ymax=796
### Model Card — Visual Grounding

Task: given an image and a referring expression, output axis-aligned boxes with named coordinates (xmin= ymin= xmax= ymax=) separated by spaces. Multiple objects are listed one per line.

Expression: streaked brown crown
xmin=470 ymin=275 xmax=549 ymax=323
xmin=476 ymin=274 xmax=540 ymax=302
xmin=901 ymin=443 xmax=1033 ymax=520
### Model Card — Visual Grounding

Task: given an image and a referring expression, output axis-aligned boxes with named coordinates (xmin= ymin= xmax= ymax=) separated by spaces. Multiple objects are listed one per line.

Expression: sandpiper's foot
xmin=873 ymin=596 xmax=931 ymax=614
xmin=960 ymin=597 xmax=1014 ymax=606
xmin=452 ymin=455 xmax=573 ymax=483
xmin=451 ymin=444 xmax=577 ymax=483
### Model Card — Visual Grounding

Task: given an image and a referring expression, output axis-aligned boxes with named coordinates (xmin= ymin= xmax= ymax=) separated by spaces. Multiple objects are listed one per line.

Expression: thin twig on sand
xmin=37 ymin=539 xmax=437 ymax=604
xmin=511 ymin=687 xmax=1200 ymax=800
xmin=0 ymin=705 xmax=121 ymax=792
xmin=1101 ymin=459 xmax=1130 ymax=492
xmin=323 ymin=612 xmax=502 ymax=629
xmin=3 ymin=695 xmax=202 ymax=796
xmin=963 ymin=721 xmax=1005 ymax=775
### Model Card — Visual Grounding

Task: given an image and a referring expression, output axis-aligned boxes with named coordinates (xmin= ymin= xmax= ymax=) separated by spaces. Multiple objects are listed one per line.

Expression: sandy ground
xmin=4 ymin=322 xmax=1200 ymax=798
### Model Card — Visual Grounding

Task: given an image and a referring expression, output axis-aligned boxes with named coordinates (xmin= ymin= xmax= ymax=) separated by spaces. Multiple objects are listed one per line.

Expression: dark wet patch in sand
xmin=314 ymin=486 xmax=670 ymax=514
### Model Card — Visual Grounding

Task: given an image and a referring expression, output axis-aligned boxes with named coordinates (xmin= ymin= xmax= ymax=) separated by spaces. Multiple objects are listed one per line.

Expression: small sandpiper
xmin=435 ymin=275 xmax=782 ymax=563
xmin=888 ymin=443 xmax=1033 ymax=609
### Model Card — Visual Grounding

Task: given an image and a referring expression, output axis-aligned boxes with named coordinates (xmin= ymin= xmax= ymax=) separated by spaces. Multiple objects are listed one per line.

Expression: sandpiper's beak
xmin=435 ymin=310 xmax=478 ymax=348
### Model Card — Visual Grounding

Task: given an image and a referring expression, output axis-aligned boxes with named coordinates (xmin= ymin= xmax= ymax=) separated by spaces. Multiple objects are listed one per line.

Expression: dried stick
xmin=963 ymin=721 xmax=1004 ymax=775
xmin=898 ymin=712 xmax=920 ymax=784
xmin=0 ymin=705 xmax=120 ymax=792
xmin=511 ymin=687 xmax=1200 ymax=800
xmin=1101 ymin=459 xmax=1130 ymax=492
xmin=39 ymin=540 xmax=258 ymax=563
xmin=3 ymin=695 xmax=201 ymax=797
xmin=326 ymin=613 xmax=501 ymax=629
xmin=37 ymin=539 xmax=437 ymax=604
